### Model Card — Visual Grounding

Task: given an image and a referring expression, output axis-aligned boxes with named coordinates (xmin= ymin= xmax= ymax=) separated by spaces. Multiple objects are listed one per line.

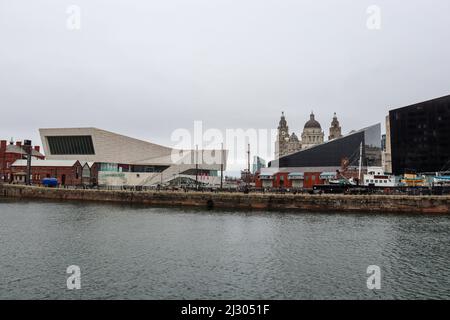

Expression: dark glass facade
xmin=131 ymin=165 xmax=169 ymax=173
xmin=47 ymin=136 xmax=95 ymax=155
xmin=269 ymin=124 xmax=381 ymax=168
xmin=389 ymin=95 xmax=450 ymax=175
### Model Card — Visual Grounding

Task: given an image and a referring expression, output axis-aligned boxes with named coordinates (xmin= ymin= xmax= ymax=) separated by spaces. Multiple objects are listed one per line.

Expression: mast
xmin=358 ymin=142 xmax=363 ymax=185
xmin=247 ymin=143 xmax=251 ymax=187
xmin=195 ymin=144 xmax=199 ymax=189
xmin=220 ymin=142 xmax=224 ymax=189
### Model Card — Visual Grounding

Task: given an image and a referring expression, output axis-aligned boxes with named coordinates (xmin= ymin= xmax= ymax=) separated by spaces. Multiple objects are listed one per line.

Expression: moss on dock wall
xmin=1 ymin=184 xmax=449 ymax=214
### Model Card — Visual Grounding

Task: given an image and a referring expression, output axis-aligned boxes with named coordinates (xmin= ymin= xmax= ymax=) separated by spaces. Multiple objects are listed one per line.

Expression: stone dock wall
xmin=1 ymin=184 xmax=449 ymax=214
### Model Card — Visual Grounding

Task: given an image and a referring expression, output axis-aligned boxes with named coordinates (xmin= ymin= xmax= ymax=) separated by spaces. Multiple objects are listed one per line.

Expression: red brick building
xmin=255 ymin=168 xmax=327 ymax=189
xmin=0 ymin=140 xmax=45 ymax=183
xmin=11 ymin=159 xmax=83 ymax=186
xmin=303 ymin=172 xmax=324 ymax=189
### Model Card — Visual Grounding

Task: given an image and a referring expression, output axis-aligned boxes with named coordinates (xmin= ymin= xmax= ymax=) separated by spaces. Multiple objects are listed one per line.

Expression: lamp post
xmin=24 ymin=140 xmax=32 ymax=186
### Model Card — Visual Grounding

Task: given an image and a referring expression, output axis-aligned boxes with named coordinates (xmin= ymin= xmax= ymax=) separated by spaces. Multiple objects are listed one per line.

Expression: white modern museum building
xmin=39 ymin=127 xmax=227 ymax=187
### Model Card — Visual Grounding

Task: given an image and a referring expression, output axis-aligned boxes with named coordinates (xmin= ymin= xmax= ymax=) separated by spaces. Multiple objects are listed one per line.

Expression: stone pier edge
xmin=1 ymin=184 xmax=449 ymax=214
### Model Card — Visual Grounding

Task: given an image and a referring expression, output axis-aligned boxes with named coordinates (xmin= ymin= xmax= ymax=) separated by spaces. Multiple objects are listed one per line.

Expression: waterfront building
xmin=0 ymin=139 xmax=45 ymax=183
xmin=255 ymin=168 xmax=324 ymax=189
xmin=10 ymin=159 xmax=82 ymax=186
xmin=275 ymin=112 xmax=342 ymax=159
xmin=81 ymin=161 xmax=95 ymax=186
xmin=257 ymin=124 xmax=382 ymax=189
xmin=388 ymin=94 xmax=450 ymax=175
xmin=38 ymin=127 xmax=227 ymax=187
xmin=272 ymin=124 xmax=381 ymax=169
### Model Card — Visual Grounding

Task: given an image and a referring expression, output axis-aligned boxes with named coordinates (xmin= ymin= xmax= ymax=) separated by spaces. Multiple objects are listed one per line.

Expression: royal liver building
xmin=275 ymin=111 xmax=342 ymax=158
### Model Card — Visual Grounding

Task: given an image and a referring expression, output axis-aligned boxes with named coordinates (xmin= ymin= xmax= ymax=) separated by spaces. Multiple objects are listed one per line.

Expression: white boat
xmin=434 ymin=175 xmax=450 ymax=185
xmin=363 ymin=167 xmax=399 ymax=187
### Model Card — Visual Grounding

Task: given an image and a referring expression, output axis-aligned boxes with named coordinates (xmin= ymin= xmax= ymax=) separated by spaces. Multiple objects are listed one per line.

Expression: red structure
xmin=255 ymin=170 xmax=326 ymax=189
xmin=303 ymin=172 xmax=324 ymax=189
xmin=10 ymin=159 xmax=83 ymax=186
xmin=0 ymin=139 xmax=45 ymax=183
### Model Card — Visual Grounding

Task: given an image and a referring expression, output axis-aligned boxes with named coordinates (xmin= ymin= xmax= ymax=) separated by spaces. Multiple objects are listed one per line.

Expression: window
xmin=82 ymin=166 xmax=91 ymax=178
xmin=47 ymin=136 xmax=95 ymax=155
xmin=132 ymin=165 xmax=169 ymax=173
xmin=99 ymin=163 xmax=119 ymax=172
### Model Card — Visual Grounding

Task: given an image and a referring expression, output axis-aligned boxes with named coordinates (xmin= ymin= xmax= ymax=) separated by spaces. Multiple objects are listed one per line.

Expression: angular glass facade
xmin=269 ymin=124 xmax=381 ymax=169
xmin=389 ymin=95 xmax=450 ymax=175
xmin=47 ymin=135 xmax=95 ymax=155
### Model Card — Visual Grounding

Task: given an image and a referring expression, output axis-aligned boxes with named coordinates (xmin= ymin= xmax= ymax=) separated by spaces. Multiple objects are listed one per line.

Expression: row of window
xmin=365 ymin=179 xmax=391 ymax=184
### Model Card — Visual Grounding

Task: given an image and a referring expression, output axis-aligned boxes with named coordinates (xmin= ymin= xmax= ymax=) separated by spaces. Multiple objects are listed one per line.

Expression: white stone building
xmin=39 ymin=127 xmax=227 ymax=187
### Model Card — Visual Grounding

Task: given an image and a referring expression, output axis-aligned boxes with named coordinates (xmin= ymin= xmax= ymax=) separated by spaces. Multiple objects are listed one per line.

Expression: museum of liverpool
xmin=36 ymin=127 xmax=227 ymax=188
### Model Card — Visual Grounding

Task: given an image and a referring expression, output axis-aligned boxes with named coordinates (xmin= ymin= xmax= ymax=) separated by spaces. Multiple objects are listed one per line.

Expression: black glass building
xmin=269 ymin=124 xmax=382 ymax=169
xmin=389 ymin=95 xmax=450 ymax=175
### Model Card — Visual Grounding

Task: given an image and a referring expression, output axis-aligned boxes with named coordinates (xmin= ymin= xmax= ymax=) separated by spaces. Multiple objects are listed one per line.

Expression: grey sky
xmin=1 ymin=0 xmax=450 ymax=169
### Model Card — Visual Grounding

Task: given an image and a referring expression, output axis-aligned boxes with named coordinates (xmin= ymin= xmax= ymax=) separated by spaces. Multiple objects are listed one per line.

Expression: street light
xmin=24 ymin=140 xmax=32 ymax=186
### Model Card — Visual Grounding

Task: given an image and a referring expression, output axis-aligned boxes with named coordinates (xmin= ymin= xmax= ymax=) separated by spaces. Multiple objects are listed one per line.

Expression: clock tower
xmin=275 ymin=112 xmax=290 ymax=158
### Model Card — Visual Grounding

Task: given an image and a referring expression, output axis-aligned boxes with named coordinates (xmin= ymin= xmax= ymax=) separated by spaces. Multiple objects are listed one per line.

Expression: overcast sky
xmin=1 ymin=0 xmax=450 ymax=172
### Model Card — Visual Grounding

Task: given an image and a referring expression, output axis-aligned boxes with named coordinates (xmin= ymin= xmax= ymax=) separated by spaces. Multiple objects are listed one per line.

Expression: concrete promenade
xmin=1 ymin=184 xmax=449 ymax=214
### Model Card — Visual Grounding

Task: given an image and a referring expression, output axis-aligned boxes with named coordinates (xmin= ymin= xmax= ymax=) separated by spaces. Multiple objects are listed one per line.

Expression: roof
xmin=271 ymin=123 xmax=381 ymax=166
xmin=80 ymin=161 xmax=95 ymax=168
xmin=5 ymin=145 xmax=44 ymax=158
xmin=259 ymin=167 xmax=280 ymax=176
xmin=288 ymin=172 xmax=305 ymax=177
xmin=304 ymin=113 xmax=321 ymax=129
xmin=12 ymin=159 xmax=80 ymax=167
xmin=289 ymin=132 xmax=299 ymax=142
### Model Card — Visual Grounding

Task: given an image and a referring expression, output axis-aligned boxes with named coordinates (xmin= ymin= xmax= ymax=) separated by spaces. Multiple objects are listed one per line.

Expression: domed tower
xmin=328 ymin=112 xmax=342 ymax=141
xmin=301 ymin=111 xmax=324 ymax=149
xmin=275 ymin=112 xmax=290 ymax=158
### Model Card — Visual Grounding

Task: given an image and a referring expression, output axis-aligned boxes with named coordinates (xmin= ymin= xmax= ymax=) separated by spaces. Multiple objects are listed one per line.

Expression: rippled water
xmin=0 ymin=198 xmax=449 ymax=300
